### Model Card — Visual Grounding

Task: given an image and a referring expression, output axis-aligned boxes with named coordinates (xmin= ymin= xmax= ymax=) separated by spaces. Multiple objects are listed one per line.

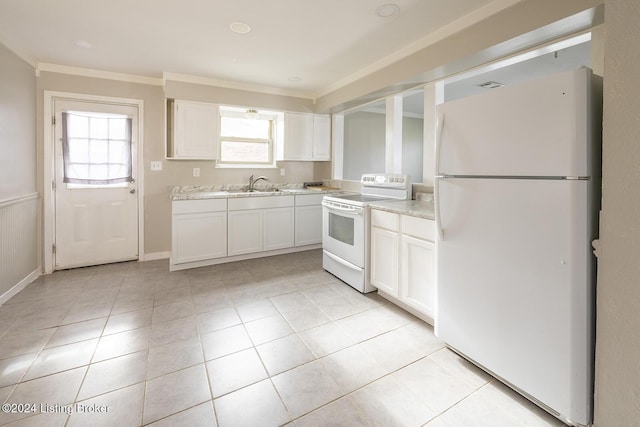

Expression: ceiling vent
xmin=478 ymin=81 xmax=505 ymax=89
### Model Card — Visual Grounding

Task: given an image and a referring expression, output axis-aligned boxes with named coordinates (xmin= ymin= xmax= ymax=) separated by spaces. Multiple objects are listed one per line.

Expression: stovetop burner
xmin=323 ymin=174 xmax=411 ymax=206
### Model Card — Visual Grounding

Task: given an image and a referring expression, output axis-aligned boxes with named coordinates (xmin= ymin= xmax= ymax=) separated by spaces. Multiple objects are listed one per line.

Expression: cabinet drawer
xmin=173 ymin=198 xmax=227 ymax=214
xmin=295 ymin=193 xmax=325 ymax=206
xmin=371 ymin=209 xmax=399 ymax=231
xmin=402 ymin=215 xmax=435 ymax=241
xmin=228 ymin=195 xmax=294 ymax=211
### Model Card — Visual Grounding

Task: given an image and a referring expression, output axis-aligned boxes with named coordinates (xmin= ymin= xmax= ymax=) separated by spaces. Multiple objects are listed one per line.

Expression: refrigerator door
xmin=437 ymin=68 xmax=593 ymax=178
xmin=435 ymin=177 xmax=594 ymax=425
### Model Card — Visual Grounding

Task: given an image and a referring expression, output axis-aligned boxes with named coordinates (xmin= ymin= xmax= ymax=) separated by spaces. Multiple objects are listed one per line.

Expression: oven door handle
xmin=321 ymin=200 xmax=364 ymax=215
xmin=323 ymin=250 xmax=361 ymax=270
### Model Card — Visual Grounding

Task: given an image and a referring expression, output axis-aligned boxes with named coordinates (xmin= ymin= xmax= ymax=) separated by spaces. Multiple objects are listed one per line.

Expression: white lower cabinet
xmin=370 ymin=208 xmax=436 ymax=322
xmin=294 ymin=193 xmax=325 ymax=246
xmin=228 ymin=210 xmax=263 ymax=256
xmin=263 ymin=207 xmax=295 ymax=251
xmin=401 ymin=234 xmax=435 ymax=316
xmin=370 ymin=224 xmax=399 ymax=295
xmin=228 ymin=195 xmax=295 ymax=256
xmin=171 ymin=199 xmax=227 ymax=264
xmin=171 ymin=193 xmax=323 ymax=271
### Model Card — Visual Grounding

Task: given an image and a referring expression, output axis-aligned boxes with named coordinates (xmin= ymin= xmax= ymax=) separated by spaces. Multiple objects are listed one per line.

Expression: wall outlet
xmin=280 ymin=168 xmax=286 ymax=176
xmin=193 ymin=168 xmax=200 ymax=177
xmin=150 ymin=161 xmax=162 ymax=171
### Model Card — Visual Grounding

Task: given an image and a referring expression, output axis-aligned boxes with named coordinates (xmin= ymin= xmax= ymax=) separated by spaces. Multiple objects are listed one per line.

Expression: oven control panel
xmin=361 ymin=174 xmax=409 ymax=188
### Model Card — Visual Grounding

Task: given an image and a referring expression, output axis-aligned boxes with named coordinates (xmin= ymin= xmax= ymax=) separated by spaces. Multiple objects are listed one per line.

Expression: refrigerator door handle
xmin=435 ymin=112 xmax=445 ymax=176
xmin=434 ymin=176 xmax=444 ymax=240
xmin=434 ymin=112 xmax=445 ymax=240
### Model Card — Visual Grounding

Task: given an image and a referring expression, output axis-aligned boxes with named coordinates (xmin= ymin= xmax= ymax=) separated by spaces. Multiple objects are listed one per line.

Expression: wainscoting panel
xmin=0 ymin=193 xmax=39 ymax=304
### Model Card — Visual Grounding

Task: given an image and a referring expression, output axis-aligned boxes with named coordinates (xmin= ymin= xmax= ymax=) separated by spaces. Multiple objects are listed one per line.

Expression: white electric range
xmin=321 ymin=174 xmax=411 ymax=293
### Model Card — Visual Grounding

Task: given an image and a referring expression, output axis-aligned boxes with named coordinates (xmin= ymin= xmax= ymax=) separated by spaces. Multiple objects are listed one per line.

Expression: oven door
xmin=322 ymin=199 xmax=365 ymax=267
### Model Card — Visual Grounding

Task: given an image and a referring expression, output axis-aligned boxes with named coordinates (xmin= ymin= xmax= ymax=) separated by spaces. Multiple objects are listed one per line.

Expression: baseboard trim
xmin=142 ymin=251 xmax=170 ymax=262
xmin=0 ymin=268 xmax=41 ymax=305
xmin=170 ymin=244 xmax=322 ymax=271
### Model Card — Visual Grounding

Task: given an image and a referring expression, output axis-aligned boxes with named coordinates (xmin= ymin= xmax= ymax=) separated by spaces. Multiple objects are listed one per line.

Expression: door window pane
xmin=62 ymin=111 xmax=133 ymax=185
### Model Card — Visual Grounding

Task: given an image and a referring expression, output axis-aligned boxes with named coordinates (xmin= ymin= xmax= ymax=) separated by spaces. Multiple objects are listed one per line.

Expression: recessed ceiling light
xmin=72 ymin=40 xmax=92 ymax=49
xmin=229 ymin=22 xmax=251 ymax=34
xmin=375 ymin=4 xmax=400 ymax=18
xmin=288 ymin=76 xmax=302 ymax=82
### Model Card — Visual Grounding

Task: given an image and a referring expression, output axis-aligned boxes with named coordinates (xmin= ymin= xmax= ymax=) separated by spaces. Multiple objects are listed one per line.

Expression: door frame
xmin=43 ymin=91 xmax=145 ymax=273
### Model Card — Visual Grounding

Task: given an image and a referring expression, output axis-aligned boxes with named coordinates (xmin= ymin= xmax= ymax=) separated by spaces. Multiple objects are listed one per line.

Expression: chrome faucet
xmin=248 ymin=174 xmax=269 ymax=191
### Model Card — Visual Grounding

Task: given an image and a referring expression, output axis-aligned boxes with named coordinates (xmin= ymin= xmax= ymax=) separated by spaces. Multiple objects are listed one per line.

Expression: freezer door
xmin=435 ymin=178 xmax=594 ymax=425
xmin=437 ymin=68 xmax=593 ymax=177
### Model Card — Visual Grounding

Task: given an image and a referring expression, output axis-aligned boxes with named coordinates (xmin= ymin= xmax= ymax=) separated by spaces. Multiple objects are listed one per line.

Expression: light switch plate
xmin=193 ymin=168 xmax=200 ymax=177
xmin=280 ymin=168 xmax=286 ymax=176
xmin=150 ymin=161 xmax=162 ymax=171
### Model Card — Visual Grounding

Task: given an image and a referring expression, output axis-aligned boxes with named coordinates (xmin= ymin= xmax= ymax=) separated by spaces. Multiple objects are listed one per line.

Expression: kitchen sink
xmin=195 ymin=191 xmax=230 ymax=196
xmin=226 ymin=188 xmax=281 ymax=194
xmin=278 ymin=188 xmax=308 ymax=193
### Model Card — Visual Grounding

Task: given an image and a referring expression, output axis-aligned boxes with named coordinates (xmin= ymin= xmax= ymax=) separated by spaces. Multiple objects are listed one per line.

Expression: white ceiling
xmin=0 ymin=0 xmax=521 ymax=98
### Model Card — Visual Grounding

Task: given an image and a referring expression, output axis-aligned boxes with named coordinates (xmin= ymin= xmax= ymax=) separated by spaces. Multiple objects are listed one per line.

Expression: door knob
xmin=129 ymin=189 xmax=136 ymax=194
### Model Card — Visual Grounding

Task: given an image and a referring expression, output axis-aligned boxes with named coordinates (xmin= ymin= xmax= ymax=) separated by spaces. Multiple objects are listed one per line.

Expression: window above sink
xmin=217 ymin=106 xmax=282 ymax=168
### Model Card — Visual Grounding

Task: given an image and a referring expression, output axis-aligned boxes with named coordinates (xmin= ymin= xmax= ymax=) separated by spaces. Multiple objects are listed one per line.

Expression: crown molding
xmin=162 ymin=72 xmax=314 ymax=100
xmin=37 ymin=63 xmax=164 ymax=86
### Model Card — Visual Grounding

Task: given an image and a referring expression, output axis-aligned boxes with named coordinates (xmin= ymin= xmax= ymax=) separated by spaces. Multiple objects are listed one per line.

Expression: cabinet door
xmin=370 ymin=226 xmax=399 ymax=296
xmin=295 ymin=204 xmax=322 ymax=246
xmin=312 ymin=115 xmax=331 ymax=160
xmin=228 ymin=210 xmax=262 ymax=256
xmin=172 ymin=212 xmax=227 ymax=264
xmin=172 ymin=100 xmax=219 ymax=159
xmin=264 ymin=207 xmax=295 ymax=251
xmin=282 ymin=112 xmax=313 ymax=160
xmin=401 ymin=235 xmax=435 ymax=318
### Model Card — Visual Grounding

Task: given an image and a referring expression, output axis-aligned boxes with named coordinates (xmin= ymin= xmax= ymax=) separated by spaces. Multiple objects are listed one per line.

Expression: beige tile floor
xmin=0 ymin=249 xmax=564 ymax=426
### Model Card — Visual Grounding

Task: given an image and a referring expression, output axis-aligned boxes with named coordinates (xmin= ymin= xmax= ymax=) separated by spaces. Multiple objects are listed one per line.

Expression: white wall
xmin=0 ymin=43 xmax=36 ymax=200
xmin=0 ymin=43 xmax=39 ymax=300
xmin=594 ymin=1 xmax=640 ymax=425
xmin=342 ymin=110 xmax=424 ymax=182
xmin=402 ymin=116 xmax=424 ymax=183
xmin=343 ymin=111 xmax=386 ymax=180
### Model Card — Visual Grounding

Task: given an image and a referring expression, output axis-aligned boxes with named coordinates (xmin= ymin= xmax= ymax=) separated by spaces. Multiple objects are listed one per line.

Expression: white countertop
xmin=170 ymin=185 xmax=341 ymax=201
xmin=369 ymin=199 xmax=435 ymax=220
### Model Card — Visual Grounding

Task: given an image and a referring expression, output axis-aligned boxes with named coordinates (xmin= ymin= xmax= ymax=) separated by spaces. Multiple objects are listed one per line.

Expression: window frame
xmin=216 ymin=107 xmax=279 ymax=168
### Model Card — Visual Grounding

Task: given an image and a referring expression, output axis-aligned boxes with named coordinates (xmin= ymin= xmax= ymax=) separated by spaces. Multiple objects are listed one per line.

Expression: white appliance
xmin=434 ymin=67 xmax=601 ymax=427
xmin=322 ymin=174 xmax=411 ymax=293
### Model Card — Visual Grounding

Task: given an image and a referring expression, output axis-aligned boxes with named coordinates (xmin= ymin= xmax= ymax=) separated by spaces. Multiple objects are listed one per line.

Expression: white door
xmin=54 ymin=100 xmax=139 ymax=269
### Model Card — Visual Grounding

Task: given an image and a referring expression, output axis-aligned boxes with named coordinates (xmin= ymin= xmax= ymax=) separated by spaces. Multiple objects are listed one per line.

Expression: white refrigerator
xmin=434 ymin=67 xmax=601 ymax=426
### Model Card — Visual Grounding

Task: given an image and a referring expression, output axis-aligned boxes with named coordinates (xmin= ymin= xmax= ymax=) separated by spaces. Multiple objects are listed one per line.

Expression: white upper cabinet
xmin=279 ymin=112 xmax=331 ymax=161
xmin=167 ymin=99 xmax=219 ymax=159
xmin=312 ymin=114 xmax=331 ymax=160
